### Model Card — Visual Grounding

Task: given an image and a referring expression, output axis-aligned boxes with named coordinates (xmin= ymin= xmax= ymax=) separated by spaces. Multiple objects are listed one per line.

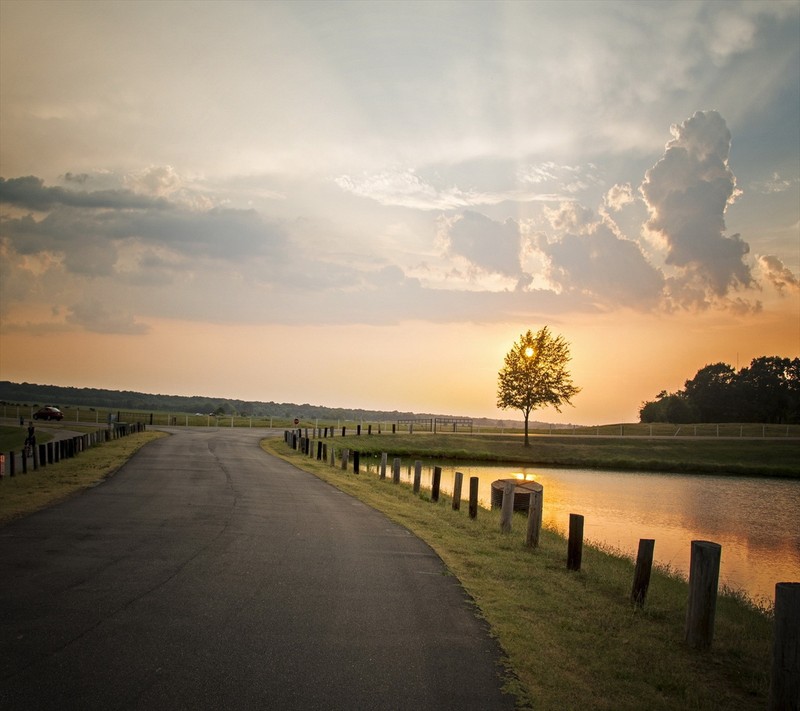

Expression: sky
xmin=1 ymin=0 xmax=799 ymax=425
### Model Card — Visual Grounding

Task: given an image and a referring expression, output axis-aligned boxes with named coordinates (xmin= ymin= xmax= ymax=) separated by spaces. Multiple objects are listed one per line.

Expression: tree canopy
xmin=497 ymin=327 xmax=580 ymax=446
xmin=639 ymin=356 xmax=800 ymax=424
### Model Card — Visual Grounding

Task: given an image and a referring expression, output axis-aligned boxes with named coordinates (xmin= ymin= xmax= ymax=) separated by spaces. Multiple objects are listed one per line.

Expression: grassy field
xmin=315 ymin=431 xmax=800 ymax=477
xmin=0 ymin=430 xmax=165 ymax=524
xmin=266 ymin=437 xmax=775 ymax=710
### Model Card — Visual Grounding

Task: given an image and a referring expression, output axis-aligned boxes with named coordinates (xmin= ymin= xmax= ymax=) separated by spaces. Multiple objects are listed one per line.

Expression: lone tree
xmin=497 ymin=326 xmax=580 ymax=446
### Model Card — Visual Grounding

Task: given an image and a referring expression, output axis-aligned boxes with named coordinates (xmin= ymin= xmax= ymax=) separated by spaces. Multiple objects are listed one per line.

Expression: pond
xmin=389 ymin=461 xmax=800 ymax=606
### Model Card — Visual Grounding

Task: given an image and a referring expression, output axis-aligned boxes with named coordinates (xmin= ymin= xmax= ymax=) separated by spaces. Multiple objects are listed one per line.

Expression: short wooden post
xmin=685 ymin=540 xmax=721 ymax=649
xmin=32 ymin=444 xmax=39 ymax=470
xmin=431 ymin=466 xmax=442 ymax=502
xmin=322 ymin=443 xmax=327 ymax=462
xmin=500 ymin=481 xmax=515 ymax=533
xmin=452 ymin=471 xmax=463 ymax=510
xmin=468 ymin=477 xmax=479 ymax=519
xmin=567 ymin=513 xmax=584 ymax=570
xmin=21 ymin=450 xmax=27 ymax=474
xmin=357 ymin=425 xmax=361 ymax=436
xmin=38 ymin=444 xmax=46 ymax=468
xmin=353 ymin=450 xmax=360 ymax=474
xmin=769 ymin=582 xmax=800 ymax=710
xmin=329 ymin=446 xmax=336 ymax=466
xmin=631 ymin=539 xmax=655 ymax=607
xmin=392 ymin=457 xmax=401 ymax=484
xmin=413 ymin=461 xmax=422 ymax=494
xmin=9 ymin=451 xmax=15 ymax=477
xmin=368 ymin=424 xmax=372 ymax=435
xmin=317 ymin=441 xmax=323 ymax=460
xmin=525 ymin=487 xmax=543 ymax=548
xmin=341 ymin=426 xmax=346 ymax=437
xmin=379 ymin=452 xmax=387 ymax=480
xmin=341 ymin=448 xmax=349 ymax=471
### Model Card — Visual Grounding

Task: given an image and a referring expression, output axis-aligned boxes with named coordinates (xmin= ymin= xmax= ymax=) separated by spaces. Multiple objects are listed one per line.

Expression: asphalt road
xmin=0 ymin=427 xmax=517 ymax=710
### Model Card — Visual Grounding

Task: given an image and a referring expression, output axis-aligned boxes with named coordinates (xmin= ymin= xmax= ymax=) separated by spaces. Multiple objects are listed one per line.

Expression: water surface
xmin=391 ymin=462 xmax=800 ymax=605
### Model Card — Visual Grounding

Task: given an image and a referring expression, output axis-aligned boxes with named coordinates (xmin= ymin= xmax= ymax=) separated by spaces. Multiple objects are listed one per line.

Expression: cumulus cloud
xmin=536 ymin=220 xmax=665 ymax=308
xmin=437 ymin=211 xmax=523 ymax=278
xmin=604 ymin=183 xmax=635 ymax=211
xmin=641 ymin=110 xmax=753 ymax=305
xmin=759 ymin=255 xmax=800 ymax=295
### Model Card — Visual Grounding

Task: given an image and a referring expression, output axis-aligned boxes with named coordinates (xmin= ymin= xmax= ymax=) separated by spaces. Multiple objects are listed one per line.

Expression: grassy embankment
xmin=322 ymin=431 xmax=800 ymax=477
xmin=265 ymin=435 xmax=778 ymax=710
xmin=0 ymin=425 xmax=165 ymax=524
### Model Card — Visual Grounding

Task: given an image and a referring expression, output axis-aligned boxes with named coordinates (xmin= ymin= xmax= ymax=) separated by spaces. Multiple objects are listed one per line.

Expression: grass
xmin=316 ymin=432 xmax=800 ymax=477
xmin=265 ymin=438 xmax=774 ymax=710
xmin=0 ymin=430 xmax=166 ymax=524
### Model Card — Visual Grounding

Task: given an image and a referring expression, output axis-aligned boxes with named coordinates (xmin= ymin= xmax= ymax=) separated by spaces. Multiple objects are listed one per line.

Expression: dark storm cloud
xmin=0 ymin=175 xmax=288 ymax=277
xmin=0 ymin=175 xmax=169 ymax=211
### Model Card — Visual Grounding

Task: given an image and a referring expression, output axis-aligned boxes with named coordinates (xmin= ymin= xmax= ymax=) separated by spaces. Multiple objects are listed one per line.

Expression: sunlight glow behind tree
xmin=497 ymin=327 xmax=581 ymax=446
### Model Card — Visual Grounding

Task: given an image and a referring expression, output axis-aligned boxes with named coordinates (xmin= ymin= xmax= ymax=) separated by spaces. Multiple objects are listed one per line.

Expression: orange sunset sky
xmin=1 ymin=1 xmax=799 ymax=425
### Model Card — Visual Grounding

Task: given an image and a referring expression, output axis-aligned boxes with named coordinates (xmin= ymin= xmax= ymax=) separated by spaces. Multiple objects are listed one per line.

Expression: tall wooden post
xmin=392 ymin=457 xmax=401 ymax=484
xmin=500 ymin=481 xmax=515 ymax=533
xmin=769 ymin=582 xmax=800 ymax=710
xmin=685 ymin=540 xmax=721 ymax=649
xmin=567 ymin=514 xmax=584 ymax=570
xmin=413 ymin=461 xmax=422 ymax=494
xmin=353 ymin=450 xmax=360 ymax=474
xmin=525 ymin=486 xmax=543 ymax=548
xmin=631 ymin=539 xmax=656 ymax=607
xmin=341 ymin=449 xmax=349 ymax=471
xmin=468 ymin=477 xmax=479 ymax=519
xmin=379 ymin=453 xmax=387 ymax=480
xmin=431 ymin=466 xmax=442 ymax=502
xmin=452 ymin=471 xmax=463 ymax=510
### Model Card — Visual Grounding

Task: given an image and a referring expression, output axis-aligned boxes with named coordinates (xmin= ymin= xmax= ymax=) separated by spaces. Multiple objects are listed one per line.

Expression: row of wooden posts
xmin=0 ymin=422 xmax=146 ymax=480
xmin=287 ymin=428 xmax=798 ymax=706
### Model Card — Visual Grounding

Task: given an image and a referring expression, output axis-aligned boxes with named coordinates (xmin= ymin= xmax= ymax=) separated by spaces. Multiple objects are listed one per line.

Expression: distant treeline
xmin=639 ymin=356 xmax=800 ymax=424
xmin=0 ymin=381 xmax=520 ymax=428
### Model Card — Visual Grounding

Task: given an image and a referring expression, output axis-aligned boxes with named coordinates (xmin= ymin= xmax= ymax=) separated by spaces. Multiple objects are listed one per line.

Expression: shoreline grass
xmin=319 ymin=432 xmax=800 ymax=477
xmin=265 ymin=438 xmax=775 ymax=710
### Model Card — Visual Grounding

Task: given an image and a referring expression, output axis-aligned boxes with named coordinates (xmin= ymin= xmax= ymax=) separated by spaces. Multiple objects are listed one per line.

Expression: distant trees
xmin=497 ymin=327 xmax=580 ymax=446
xmin=640 ymin=357 xmax=800 ymax=424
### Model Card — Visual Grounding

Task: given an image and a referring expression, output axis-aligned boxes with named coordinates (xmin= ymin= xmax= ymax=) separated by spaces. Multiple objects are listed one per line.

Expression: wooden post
xmin=413 ymin=460 xmax=422 ymax=494
xmin=431 ymin=466 xmax=442 ymax=502
xmin=469 ymin=477 xmax=479 ymax=519
xmin=317 ymin=441 xmax=323 ymax=460
xmin=685 ymin=540 xmax=721 ymax=649
xmin=452 ymin=471 xmax=463 ymax=511
xmin=500 ymin=481 xmax=515 ymax=533
xmin=525 ymin=488 xmax=543 ymax=548
xmin=38 ymin=444 xmax=46 ymax=468
xmin=21 ymin=450 xmax=27 ymax=474
xmin=341 ymin=448 xmax=349 ymax=471
xmin=769 ymin=582 xmax=800 ymax=710
xmin=392 ymin=457 xmax=401 ymax=484
xmin=567 ymin=513 xmax=584 ymax=570
xmin=631 ymin=539 xmax=656 ymax=607
xmin=353 ymin=450 xmax=360 ymax=474
xmin=32 ymin=443 xmax=39 ymax=470
xmin=329 ymin=446 xmax=336 ymax=467
xmin=9 ymin=451 xmax=15 ymax=477
xmin=379 ymin=452 xmax=387 ymax=480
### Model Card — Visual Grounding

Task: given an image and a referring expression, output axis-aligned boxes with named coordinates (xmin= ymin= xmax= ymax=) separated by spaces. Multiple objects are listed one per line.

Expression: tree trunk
xmin=524 ymin=412 xmax=530 ymax=446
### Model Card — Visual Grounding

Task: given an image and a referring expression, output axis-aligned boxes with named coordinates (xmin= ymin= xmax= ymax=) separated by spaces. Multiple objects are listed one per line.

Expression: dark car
xmin=33 ymin=406 xmax=64 ymax=421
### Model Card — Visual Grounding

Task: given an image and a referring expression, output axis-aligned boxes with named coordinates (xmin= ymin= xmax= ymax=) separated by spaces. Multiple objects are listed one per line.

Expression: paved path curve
xmin=0 ymin=427 xmax=516 ymax=710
